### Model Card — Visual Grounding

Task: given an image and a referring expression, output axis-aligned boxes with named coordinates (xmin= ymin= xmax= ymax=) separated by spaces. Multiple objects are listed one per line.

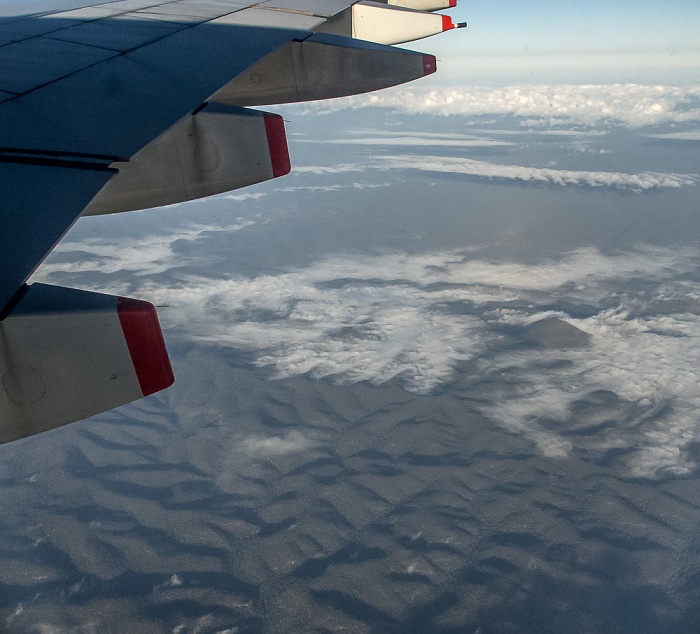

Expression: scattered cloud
xmin=221 ymin=192 xmax=268 ymax=201
xmin=352 ymin=130 xmax=516 ymax=139
xmin=37 ymin=219 xmax=700 ymax=478
xmin=36 ymin=220 xmax=257 ymax=278
xmin=300 ymin=136 xmax=513 ymax=148
xmin=287 ymin=153 xmax=694 ymax=194
xmin=482 ymin=304 xmax=700 ymax=477
xmin=299 ymin=84 xmax=700 ymax=128
xmin=645 ymin=131 xmax=700 ymax=141
xmin=293 ymin=164 xmax=366 ymax=175
xmin=275 ymin=182 xmax=390 ymax=194
xmin=375 ymin=154 xmax=697 ymax=191
xmin=76 ymin=241 xmax=697 ymax=479
xmin=242 ymin=430 xmax=316 ymax=458
xmin=215 ymin=429 xmax=322 ymax=493
xmin=476 ymin=129 xmax=608 ymax=137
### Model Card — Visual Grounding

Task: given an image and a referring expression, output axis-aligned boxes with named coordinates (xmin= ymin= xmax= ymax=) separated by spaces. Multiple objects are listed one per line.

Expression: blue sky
xmin=426 ymin=0 xmax=700 ymax=84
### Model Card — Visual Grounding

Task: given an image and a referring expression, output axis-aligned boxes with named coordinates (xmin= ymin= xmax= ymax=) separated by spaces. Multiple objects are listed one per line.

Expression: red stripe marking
xmin=422 ymin=54 xmax=437 ymax=77
xmin=264 ymin=113 xmax=291 ymax=178
xmin=449 ymin=0 xmax=456 ymax=6
xmin=442 ymin=14 xmax=454 ymax=30
xmin=117 ymin=297 xmax=174 ymax=397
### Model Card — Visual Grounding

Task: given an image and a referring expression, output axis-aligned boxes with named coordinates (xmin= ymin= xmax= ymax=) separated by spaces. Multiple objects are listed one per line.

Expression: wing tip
xmin=423 ymin=54 xmax=438 ymax=76
xmin=264 ymin=113 xmax=292 ymax=178
xmin=117 ymin=297 xmax=174 ymax=397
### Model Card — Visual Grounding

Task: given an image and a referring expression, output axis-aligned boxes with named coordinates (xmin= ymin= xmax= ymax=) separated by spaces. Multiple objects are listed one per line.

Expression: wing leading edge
xmin=0 ymin=0 xmax=465 ymax=442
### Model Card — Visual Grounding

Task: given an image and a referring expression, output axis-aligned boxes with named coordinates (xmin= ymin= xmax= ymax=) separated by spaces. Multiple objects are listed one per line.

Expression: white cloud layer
xmin=291 ymin=156 xmax=695 ymax=193
xmin=37 ymin=219 xmax=258 ymax=277
xmin=375 ymin=155 xmax=697 ymax=191
xmin=301 ymin=136 xmax=513 ymax=148
xmin=58 ymin=235 xmax=696 ymax=479
xmin=303 ymin=84 xmax=700 ymax=128
xmin=241 ymin=430 xmax=316 ymax=458
xmin=215 ymin=429 xmax=321 ymax=493
xmin=292 ymin=164 xmax=365 ymax=175
xmin=646 ymin=131 xmax=700 ymax=141
xmin=38 ymin=225 xmax=700 ymax=479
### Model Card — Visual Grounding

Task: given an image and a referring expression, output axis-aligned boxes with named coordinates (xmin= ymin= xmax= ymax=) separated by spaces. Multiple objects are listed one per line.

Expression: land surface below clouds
xmin=2 ymin=83 xmax=700 ymax=633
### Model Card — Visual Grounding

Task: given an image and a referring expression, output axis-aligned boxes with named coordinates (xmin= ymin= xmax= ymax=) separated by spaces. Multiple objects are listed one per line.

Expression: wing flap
xmin=213 ymin=33 xmax=436 ymax=107
xmin=84 ymin=104 xmax=290 ymax=215
xmin=0 ymin=283 xmax=173 ymax=444
xmin=258 ymin=0 xmax=356 ymax=17
xmin=211 ymin=7 xmax=325 ymax=29
xmin=315 ymin=0 xmax=465 ymax=46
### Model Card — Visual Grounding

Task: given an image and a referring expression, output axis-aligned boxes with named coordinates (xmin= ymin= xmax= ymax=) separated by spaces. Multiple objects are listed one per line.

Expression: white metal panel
xmin=213 ymin=35 xmax=434 ymax=106
xmin=0 ymin=296 xmax=137 ymax=441
xmin=387 ymin=0 xmax=456 ymax=10
xmin=129 ymin=10 xmax=206 ymax=23
xmin=0 ymin=284 xmax=173 ymax=443
xmin=0 ymin=36 xmax=117 ymax=94
xmin=111 ymin=10 xmax=197 ymax=22
xmin=134 ymin=0 xmax=242 ymax=19
xmin=100 ymin=0 xmax=178 ymax=10
xmin=352 ymin=2 xmax=451 ymax=45
xmin=180 ymin=0 xmax=252 ymax=10
xmin=48 ymin=6 xmax=123 ymax=19
xmin=0 ymin=0 xmax=117 ymax=18
xmin=259 ymin=0 xmax=354 ymax=18
xmin=212 ymin=7 xmax=324 ymax=29
xmin=84 ymin=103 xmax=289 ymax=215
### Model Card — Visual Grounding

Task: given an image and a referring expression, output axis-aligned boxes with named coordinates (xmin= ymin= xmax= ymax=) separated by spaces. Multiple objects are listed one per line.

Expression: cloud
xmin=293 ymin=164 xmax=366 ymax=175
xmin=374 ymin=154 xmax=698 ymax=191
xmin=481 ymin=305 xmax=700 ymax=477
xmin=478 ymin=129 xmax=608 ymax=137
xmin=645 ymin=131 xmax=700 ymax=141
xmin=300 ymin=136 xmax=514 ymax=148
xmin=241 ymin=430 xmax=316 ymax=458
xmin=275 ymin=182 xmax=390 ymax=194
xmin=221 ymin=192 xmax=268 ymax=201
xmin=283 ymin=145 xmax=696 ymax=193
xmin=298 ymin=84 xmax=700 ymax=128
xmin=151 ymin=267 xmax=490 ymax=394
xmin=36 ymin=219 xmax=257 ymax=278
xmin=38 ymin=226 xmax=700 ymax=479
xmin=354 ymin=130 xmax=516 ymax=139
xmin=215 ymin=429 xmax=322 ymax=493
xmin=132 ymin=245 xmax=699 ymax=478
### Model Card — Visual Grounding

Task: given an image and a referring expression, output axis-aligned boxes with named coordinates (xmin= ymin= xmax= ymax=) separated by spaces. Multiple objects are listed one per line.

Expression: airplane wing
xmin=0 ymin=0 xmax=464 ymax=442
